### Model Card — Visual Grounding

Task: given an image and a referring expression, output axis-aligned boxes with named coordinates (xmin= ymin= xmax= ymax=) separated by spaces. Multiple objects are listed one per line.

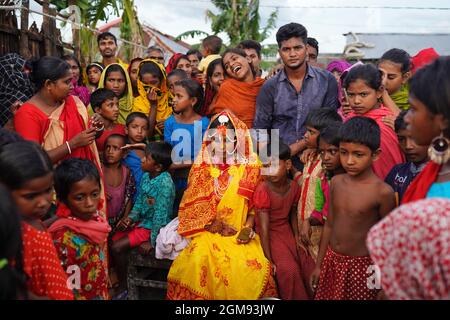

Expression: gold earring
xmin=428 ymin=132 xmax=450 ymax=165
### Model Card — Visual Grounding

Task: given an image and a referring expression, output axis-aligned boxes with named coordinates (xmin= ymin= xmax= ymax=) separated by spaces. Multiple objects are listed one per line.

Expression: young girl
xmin=49 ymin=158 xmax=110 ymax=300
xmin=86 ymin=62 xmax=104 ymax=93
xmin=112 ymin=142 xmax=175 ymax=296
xmin=343 ymin=63 xmax=404 ymax=179
xmin=128 ymin=57 xmax=143 ymax=98
xmin=0 ymin=184 xmax=27 ymax=300
xmin=62 ymin=55 xmax=90 ymax=107
xmin=175 ymin=55 xmax=193 ymax=79
xmin=164 ymin=79 xmax=210 ymax=213
xmin=103 ymin=134 xmax=136 ymax=232
xmin=378 ymin=48 xmax=412 ymax=113
xmin=123 ymin=112 xmax=150 ymax=189
xmin=211 ymin=48 xmax=265 ymax=128
xmin=0 ymin=141 xmax=73 ymax=300
xmin=97 ymin=63 xmax=134 ymax=125
xmin=310 ymin=124 xmax=345 ymax=225
xmin=255 ymin=141 xmax=309 ymax=300
xmin=132 ymin=59 xmax=172 ymax=140
xmin=201 ymin=58 xmax=224 ymax=116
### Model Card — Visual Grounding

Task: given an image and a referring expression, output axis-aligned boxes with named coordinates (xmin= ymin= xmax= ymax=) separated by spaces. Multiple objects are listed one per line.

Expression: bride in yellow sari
xmin=167 ymin=111 xmax=278 ymax=300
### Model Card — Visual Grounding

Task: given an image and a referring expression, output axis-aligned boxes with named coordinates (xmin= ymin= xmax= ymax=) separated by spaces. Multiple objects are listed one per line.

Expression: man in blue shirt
xmin=254 ymin=23 xmax=339 ymax=168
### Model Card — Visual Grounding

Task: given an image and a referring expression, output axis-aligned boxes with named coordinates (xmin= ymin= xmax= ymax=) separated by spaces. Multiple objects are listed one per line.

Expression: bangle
xmin=95 ymin=125 xmax=105 ymax=132
xmin=66 ymin=141 xmax=72 ymax=154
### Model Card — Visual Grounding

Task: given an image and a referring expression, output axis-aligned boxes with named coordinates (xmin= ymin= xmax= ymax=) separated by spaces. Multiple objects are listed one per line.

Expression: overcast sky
xmin=130 ymin=0 xmax=450 ymax=53
xmin=26 ymin=0 xmax=450 ymax=54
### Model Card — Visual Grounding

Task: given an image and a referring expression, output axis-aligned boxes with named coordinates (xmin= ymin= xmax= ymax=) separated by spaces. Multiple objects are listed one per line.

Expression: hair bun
xmin=27 ymin=58 xmax=40 ymax=84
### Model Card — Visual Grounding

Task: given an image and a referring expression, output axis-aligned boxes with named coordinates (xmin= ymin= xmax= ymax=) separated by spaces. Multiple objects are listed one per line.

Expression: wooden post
xmin=41 ymin=0 xmax=52 ymax=56
xmin=68 ymin=0 xmax=81 ymax=62
xmin=19 ymin=0 xmax=31 ymax=58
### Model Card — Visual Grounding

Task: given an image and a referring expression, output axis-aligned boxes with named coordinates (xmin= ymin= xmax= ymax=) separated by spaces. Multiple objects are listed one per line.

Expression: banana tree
xmin=176 ymin=0 xmax=277 ymax=47
xmin=119 ymin=0 xmax=145 ymax=62
xmin=51 ymin=0 xmax=122 ymax=63
xmin=207 ymin=0 xmax=278 ymax=45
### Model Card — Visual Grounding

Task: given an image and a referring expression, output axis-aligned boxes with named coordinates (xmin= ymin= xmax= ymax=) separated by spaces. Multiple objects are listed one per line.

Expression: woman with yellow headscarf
xmin=94 ymin=63 xmax=134 ymax=125
xmin=166 ymin=110 xmax=278 ymax=300
xmin=132 ymin=59 xmax=172 ymax=139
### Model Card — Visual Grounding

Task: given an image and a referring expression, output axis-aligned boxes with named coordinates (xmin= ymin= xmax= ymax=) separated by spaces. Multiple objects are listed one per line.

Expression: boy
xmin=103 ymin=134 xmax=136 ymax=232
xmin=111 ymin=142 xmax=175 ymax=296
xmin=238 ymin=40 xmax=263 ymax=77
xmin=92 ymin=88 xmax=126 ymax=156
xmin=384 ymin=110 xmax=429 ymax=205
xmin=197 ymin=35 xmax=223 ymax=83
xmin=378 ymin=48 xmax=412 ymax=112
xmin=311 ymin=117 xmax=396 ymax=300
xmin=297 ymin=108 xmax=342 ymax=260
xmin=310 ymin=124 xmax=345 ymax=225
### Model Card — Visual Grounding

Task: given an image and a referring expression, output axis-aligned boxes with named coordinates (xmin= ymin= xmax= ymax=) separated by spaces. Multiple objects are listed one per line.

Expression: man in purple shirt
xmin=254 ymin=23 xmax=339 ymax=168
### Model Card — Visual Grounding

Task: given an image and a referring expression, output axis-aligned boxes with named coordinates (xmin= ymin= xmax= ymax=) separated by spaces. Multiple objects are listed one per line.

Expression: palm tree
xmin=207 ymin=0 xmax=278 ymax=45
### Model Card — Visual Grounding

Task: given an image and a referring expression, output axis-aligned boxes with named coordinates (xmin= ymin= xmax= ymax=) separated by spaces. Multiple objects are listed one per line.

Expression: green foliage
xmin=51 ymin=0 xmax=143 ymax=63
xmin=175 ymin=0 xmax=278 ymax=47
xmin=206 ymin=0 xmax=278 ymax=46
xmin=175 ymin=30 xmax=210 ymax=42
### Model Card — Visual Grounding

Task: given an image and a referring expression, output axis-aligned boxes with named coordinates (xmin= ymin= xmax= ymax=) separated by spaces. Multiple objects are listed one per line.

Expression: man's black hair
xmin=339 ymin=116 xmax=380 ymax=152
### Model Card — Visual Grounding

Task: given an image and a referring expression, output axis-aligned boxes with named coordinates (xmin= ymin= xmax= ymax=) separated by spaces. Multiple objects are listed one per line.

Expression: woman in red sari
xmin=14 ymin=56 xmax=102 ymax=169
xmin=211 ymin=48 xmax=265 ymax=129
xmin=14 ymin=57 xmax=106 ymax=217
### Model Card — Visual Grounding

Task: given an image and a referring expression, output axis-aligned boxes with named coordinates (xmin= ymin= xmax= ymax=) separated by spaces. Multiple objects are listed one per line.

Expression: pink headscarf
xmin=367 ymin=198 xmax=450 ymax=300
xmin=326 ymin=60 xmax=352 ymax=74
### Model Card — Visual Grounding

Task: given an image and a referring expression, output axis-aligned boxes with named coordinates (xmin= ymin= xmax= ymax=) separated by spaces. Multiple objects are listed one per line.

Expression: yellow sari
xmin=132 ymin=59 xmax=172 ymax=134
xmin=89 ymin=63 xmax=134 ymax=125
xmin=167 ymin=111 xmax=277 ymax=300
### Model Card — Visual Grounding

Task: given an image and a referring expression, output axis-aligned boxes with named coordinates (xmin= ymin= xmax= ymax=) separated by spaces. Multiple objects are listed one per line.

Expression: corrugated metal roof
xmin=343 ymin=32 xmax=450 ymax=59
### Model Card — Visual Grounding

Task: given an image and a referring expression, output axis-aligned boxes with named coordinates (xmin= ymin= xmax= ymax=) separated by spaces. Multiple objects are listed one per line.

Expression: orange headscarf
xmin=177 ymin=111 xmax=260 ymax=237
xmin=211 ymin=77 xmax=265 ymax=129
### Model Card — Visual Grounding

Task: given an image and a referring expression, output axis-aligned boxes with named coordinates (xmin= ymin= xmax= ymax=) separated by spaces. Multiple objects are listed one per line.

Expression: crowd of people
xmin=0 ymin=21 xmax=448 ymax=300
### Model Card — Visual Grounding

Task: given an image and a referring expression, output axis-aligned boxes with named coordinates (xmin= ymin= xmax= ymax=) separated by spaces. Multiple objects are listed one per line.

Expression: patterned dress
xmin=22 ymin=223 xmax=74 ymax=300
xmin=128 ymin=171 xmax=176 ymax=247
xmin=52 ymin=228 xmax=109 ymax=300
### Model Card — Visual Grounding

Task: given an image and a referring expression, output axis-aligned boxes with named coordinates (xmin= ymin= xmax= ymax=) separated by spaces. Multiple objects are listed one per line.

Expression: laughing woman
xmin=210 ymin=48 xmax=265 ymax=129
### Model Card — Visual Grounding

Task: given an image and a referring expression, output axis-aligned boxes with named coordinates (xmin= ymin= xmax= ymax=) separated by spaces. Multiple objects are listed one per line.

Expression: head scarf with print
xmin=367 ymin=198 xmax=450 ymax=300
xmin=177 ymin=110 xmax=260 ymax=237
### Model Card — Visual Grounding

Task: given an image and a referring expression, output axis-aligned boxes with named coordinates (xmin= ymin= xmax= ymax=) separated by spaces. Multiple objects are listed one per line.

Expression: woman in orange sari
xmin=210 ymin=48 xmax=265 ymax=128
xmin=14 ymin=56 xmax=105 ymax=216
xmin=167 ymin=111 xmax=277 ymax=300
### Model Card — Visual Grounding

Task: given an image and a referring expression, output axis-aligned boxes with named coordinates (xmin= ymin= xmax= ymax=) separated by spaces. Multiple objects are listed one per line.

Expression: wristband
xmin=66 ymin=141 xmax=72 ymax=154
